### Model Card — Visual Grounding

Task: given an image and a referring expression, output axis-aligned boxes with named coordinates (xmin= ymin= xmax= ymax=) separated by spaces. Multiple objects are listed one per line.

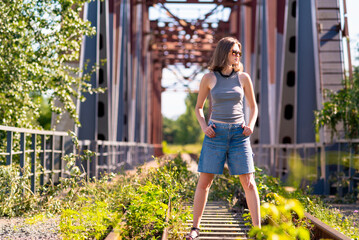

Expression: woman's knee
xmin=197 ymin=173 xmax=214 ymax=191
xmin=240 ymin=173 xmax=256 ymax=191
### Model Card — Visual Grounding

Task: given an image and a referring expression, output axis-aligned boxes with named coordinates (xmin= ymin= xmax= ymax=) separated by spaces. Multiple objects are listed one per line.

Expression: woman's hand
xmin=203 ymin=123 xmax=216 ymax=138
xmin=241 ymin=124 xmax=253 ymax=136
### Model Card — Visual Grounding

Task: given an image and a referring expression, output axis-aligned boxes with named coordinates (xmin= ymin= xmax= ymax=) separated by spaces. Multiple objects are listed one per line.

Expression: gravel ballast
xmin=0 ymin=217 xmax=60 ymax=240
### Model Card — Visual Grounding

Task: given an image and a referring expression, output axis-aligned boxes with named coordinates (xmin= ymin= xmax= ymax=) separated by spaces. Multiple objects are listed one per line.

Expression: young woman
xmin=185 ymin=37 xmax=261 ymax=239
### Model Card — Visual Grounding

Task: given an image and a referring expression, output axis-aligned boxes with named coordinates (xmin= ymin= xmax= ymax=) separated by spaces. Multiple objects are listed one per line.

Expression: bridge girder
xmin=147 ymin=3 xmax=235 ymax=68
xmin=145 ymin=0 xmax=252 ymax=7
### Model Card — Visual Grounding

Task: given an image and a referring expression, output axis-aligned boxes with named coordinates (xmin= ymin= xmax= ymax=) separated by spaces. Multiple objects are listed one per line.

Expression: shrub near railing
xmin=0 ymin=164 xmax=35 ymax=216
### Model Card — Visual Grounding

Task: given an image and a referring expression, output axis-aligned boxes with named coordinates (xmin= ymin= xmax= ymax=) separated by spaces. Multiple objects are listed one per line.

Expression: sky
xmin=161 ymin=0 xmax=359 ymax=119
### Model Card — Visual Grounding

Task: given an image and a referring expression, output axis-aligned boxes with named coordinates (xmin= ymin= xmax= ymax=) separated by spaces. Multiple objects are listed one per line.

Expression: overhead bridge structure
xmin=73 ymin=0 xmax=353 ymax=191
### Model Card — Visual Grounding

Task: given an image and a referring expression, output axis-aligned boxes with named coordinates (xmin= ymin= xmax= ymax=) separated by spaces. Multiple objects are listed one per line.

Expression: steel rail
xmin=305 ymin=212 xmax=351 ymax=240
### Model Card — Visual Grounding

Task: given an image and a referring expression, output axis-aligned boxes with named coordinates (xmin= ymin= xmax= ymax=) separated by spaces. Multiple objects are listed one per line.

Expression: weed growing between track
xmin=1 ymin=153 xmax=358 ymax=239
xmin=112 ymin=154 xmax=197 ymax=239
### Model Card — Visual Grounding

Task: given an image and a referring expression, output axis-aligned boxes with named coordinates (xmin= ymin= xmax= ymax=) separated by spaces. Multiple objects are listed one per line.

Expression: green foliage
xmin=315 ymin=66 xmax=359 ymax=139
xmin=2 ymin=148 xmax=359 ymax=239
xmin=60 ymin=198 xmax=118 ymax=240
xmin=121 ymin=181 xmax=169 ymax=238
xmin=175 ymin=93 xmax=203 ymax=144
xmin=255 ymin=168 xmax=359 ymax=239
xmin=0 ymin=0 xmax=99 ymax=129
xmin=44 ymin=160 xmax=123 ymax=239
xmin=301 ymin=194 xmax=359 ymax=239
xmin=286 ymin=152 xmax=316 ymax=189
xmin=0 ymin=164 xmax=36 ymax=216
xmin=25 ymin=213 xmax=47 ymax=225
xmin=163 ymin=117 xmax=177 ymax=144
xmin=209 ymin=166 xmax=357 ymax=239
xmin=36 ymin=96 xmax=52 ymax=130
xmin=0 ymin=131 xmax=114 ymax=240
xmin=56 ymin=170 xmax=124 ymax=240
xmin=162 ymin=142 xmax=202 ymax=155
xmin=208 ymin=167 xmax=285 ymax=205
xmin=163 ymin=92 xmax=210 ymax=144
xmin=208 ymin=169 xmax=242 ymax=203
xmin=249 ymin=193 xmax=310 ymax=240
xmin=254 ymin=168 xmax=287 ymax=201
xmin=0 ymin=130 xmax=196 ymax=239
xmin=118 ymin=155 xmax=196 ymax=239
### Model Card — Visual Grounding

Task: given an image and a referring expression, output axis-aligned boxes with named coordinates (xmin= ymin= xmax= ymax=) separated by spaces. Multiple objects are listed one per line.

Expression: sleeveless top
xmin=209 ymin=70 xmax=244 ymax=123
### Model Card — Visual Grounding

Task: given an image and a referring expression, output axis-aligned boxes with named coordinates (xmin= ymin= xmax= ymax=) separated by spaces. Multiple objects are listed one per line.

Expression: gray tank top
xmin=210 ymin=70 xmax=244 ymax=123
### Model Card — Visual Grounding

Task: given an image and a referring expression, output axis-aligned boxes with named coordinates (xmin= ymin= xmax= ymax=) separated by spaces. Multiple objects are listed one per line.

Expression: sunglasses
xmin=231 ymin=50 xmax=242 ymax=57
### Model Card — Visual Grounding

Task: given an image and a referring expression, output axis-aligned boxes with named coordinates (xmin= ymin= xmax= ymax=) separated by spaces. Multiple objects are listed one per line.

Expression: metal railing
xmin=77 ymin=140 xmax=154 ymax=179
xmin=0 ymin=125 xmax=154 ymax=193
xmin=0 ymin=125 xmax=69 ymax=193
xmin=252 ymin=140 xmax=359 ymax=195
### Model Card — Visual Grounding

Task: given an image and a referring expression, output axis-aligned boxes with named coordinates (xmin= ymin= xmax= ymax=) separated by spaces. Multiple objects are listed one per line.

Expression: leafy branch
xmin=0 ymin=0 xmax=102 ymax=129
xmin=315 ymin=66 xmax=359 ymax=140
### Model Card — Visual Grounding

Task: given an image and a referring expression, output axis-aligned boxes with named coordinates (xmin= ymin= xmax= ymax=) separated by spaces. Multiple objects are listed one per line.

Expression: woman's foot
xmin=185 ymin=227 xmax=200 ymax=239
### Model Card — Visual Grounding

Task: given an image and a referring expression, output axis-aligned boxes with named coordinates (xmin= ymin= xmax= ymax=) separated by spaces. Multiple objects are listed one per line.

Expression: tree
xmin=172 ymin=92 xmax=210 ymax=144
xmin=36 ymin=95 xmax=52 ymax=130
xmin=0 ymin=0 xmax=97 ymax=129
xmin=162 ymin=116 xmax=177 ymax=144
xmin=315 ymin=66 xmax=359 ymax=139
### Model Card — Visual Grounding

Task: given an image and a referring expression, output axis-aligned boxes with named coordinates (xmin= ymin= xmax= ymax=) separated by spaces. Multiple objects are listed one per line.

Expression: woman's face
xmin=227 ymin=43 xmax=241 ymax=65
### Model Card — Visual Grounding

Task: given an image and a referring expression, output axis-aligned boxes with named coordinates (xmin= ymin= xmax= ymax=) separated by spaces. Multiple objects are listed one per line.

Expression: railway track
xmin=182 ymin=201 xmax=251 ymax=240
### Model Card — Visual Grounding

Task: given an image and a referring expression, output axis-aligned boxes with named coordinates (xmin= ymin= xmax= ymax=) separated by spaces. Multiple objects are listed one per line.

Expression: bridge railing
xmin=77 ymin=140 xmax=154 ymax=179
xmin=252 ymin=140 xmax=359 ymax=195
xmin=0 ymin=125 xmax=154 ymax=194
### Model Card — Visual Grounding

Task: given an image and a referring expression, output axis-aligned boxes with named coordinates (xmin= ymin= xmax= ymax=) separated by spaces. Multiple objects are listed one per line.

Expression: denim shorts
xmin=198 ymin=120 xmax=255 ymax=175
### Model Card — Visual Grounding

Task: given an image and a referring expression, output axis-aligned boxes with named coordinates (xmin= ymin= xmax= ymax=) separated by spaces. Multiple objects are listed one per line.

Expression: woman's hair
xmin=208 ymin=37 xmax=243 ymax=72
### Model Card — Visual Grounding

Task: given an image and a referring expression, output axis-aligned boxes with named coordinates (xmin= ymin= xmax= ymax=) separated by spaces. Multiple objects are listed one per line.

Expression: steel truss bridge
xmin=54 ymin=0 xmax=356 ymax=194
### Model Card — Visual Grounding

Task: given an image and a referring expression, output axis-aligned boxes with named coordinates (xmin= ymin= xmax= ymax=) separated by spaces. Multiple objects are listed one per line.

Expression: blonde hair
xmin=208 ymin=37 xmax=243 ymax=72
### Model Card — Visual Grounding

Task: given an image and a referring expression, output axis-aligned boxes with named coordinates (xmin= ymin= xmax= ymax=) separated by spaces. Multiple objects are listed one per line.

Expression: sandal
xmin=185 ymin=227 xmax=200 ymax=240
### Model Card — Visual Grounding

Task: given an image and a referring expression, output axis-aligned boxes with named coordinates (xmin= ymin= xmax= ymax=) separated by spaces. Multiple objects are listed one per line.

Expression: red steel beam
xmin=146 ymin=0 xmax=252 ymax=7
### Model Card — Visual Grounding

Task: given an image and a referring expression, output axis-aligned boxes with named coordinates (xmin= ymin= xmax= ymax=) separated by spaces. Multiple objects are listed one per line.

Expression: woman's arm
xmin=195 ymin=73 xmax=216 ymax=137
xmin=241 ymin=72 xmax=258 ymax=135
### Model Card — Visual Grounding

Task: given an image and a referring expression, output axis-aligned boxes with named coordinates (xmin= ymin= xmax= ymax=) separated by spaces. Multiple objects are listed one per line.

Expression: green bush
xmin=315 ymin=66 xmax=359 ymax=139
xmin=209 ymin=166 xmax=358 ymax=239
xmin=117 ymin=155 xmax=196 ymax=239
xmin=60 ymin=197 xmax=119 ymax=240
xmin=0 ymin=164 xmax=39 ymax=216
xmin=249 ymin=193 xmax=310 ymax=240
xmin=121 ymin=182 xmax=169 ymax=238
xmin=255 ymin=168 xmax=359 ymax=239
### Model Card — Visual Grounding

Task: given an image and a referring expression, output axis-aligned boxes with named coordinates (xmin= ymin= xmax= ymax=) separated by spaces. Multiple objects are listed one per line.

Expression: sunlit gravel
xmin=0 ymin=217 xmax=60 ymax=240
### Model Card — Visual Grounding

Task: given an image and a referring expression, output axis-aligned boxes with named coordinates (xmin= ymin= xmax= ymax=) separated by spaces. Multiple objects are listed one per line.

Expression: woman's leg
xmin=189 ymin=172 xmax=215 ymax=236
xmin=239 ymin=173 xmax=261 ymax=227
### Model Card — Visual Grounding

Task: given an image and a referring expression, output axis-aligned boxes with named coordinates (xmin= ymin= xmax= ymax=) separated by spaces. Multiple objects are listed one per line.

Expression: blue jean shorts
xmin=198 ymin=120 xmax=255 ymax=175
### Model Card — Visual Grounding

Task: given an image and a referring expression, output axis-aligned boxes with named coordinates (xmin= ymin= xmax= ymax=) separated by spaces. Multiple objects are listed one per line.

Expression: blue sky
xmin=161 ymin=0 xmax=359 ymax=119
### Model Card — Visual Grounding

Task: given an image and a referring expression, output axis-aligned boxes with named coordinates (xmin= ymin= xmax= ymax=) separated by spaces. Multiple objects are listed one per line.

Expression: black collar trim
xmin=219 ymin=69 xmax=234 ymax=78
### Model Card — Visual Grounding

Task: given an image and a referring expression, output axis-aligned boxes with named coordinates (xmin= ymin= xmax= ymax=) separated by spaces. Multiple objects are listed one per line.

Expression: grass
xmin=162 ymin=142 xmax=202 ymax=155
